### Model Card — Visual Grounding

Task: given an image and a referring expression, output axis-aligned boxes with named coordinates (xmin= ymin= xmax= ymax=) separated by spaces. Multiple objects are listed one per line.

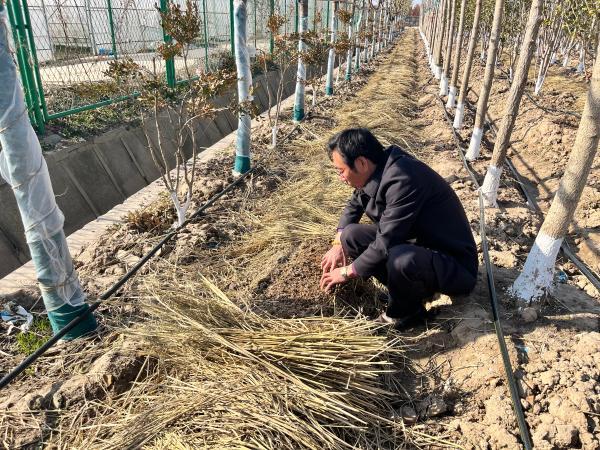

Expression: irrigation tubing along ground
xmin=463 ymin=89 xmax=600 ymax=292
xmin=437 ymin=95 xmax=534 ymax=450
xmin=0 ymin=168 xmax=255 ymax=390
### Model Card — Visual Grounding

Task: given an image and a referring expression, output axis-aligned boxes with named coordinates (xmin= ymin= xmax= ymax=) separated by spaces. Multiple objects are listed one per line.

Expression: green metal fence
xmin=7 ymin=0 xmax=332 ymax=133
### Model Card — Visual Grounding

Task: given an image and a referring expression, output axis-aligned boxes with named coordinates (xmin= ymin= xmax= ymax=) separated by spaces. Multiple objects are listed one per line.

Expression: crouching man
xmin=320 ymin=128 xmax=478 ymax=330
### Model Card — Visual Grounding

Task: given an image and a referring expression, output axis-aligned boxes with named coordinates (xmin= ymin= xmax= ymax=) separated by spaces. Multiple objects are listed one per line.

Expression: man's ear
xmin=355 ymin=156 xmax=369 ymax=173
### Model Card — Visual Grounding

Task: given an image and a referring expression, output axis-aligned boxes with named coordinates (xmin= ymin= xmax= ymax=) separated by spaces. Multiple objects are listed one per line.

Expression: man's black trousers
xmin=341 ymin=224 xmax=477 ymax=318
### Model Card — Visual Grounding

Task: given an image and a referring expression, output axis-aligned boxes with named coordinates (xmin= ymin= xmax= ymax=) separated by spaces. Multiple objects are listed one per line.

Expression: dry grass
xmin=23 ymin=33 xmax=462 ymax=450
xmin=68 ymin=272 xmax=411 ymax=449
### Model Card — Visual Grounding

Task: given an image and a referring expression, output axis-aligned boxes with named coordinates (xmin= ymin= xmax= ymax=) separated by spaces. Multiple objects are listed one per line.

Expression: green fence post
xmin=6 ymin=0 xmax=34 ymax=123
xmin=201 ymin=0 xmax=209 ymax=71
xmin=229 ymin=0 xmax=235 ymax=56
xmin=160 ymin=0 xmax=176 ymax=87
xmin=21 ymin=0 xmax=48 ymax=123
xmin=8 ymin=0 xmax=45 ymax=133
xmin=269 ymin=0 xmax=274 ymax=53
xmin=295 ymin=0 xmax=298 ymax=32
xmin=106 ymin=0 xmax=118 ymax=58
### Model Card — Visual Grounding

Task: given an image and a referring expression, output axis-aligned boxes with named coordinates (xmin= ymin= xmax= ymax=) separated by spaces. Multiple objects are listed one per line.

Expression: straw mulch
xmin=45 ymin=32 xmax=458 ymax=449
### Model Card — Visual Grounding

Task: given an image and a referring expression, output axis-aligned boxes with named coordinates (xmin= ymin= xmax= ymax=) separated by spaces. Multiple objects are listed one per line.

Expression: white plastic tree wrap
xmin=354 ymin=2 xmax=363 ymax=72
xmin=233 ymin=0 xmax=252 ymax=175
xmin=293 ymin=0 xmax=308 ymax=121
xmin=325 ymin=1 xmax=338 ymax=96
xmin=345 ymin=1 xmax=356 ymax=81
xmin=0 ymin=8 xmax=96 ymax=339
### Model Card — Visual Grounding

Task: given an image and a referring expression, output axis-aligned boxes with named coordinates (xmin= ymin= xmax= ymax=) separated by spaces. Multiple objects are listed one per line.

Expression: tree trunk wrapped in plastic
xmin=293 ymin=0 xmax=308 ymax=122
xmin=233 ymin=0 xmax=252 ymax=175
xmin=0 ymin=8 xmax=96 ymax=339
xmin=325 ymin=1 xmax=338 ymax=96
xmin=345 ymin=1 xmax=355 ymax=81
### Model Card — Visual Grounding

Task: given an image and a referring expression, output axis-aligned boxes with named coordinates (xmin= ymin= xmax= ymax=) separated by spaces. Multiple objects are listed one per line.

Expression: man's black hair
xmin=327 ymin=128 xmax=386 ymax=169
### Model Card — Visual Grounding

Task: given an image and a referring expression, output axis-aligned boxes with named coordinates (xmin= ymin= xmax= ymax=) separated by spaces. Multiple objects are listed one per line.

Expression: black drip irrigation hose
xmin=0 ymin=167 xmax=255 ymax=390
xmin=436 ymin=95 xmax=534 ymax=450
xmin=463 ymin=90 xmax=600 ymax=293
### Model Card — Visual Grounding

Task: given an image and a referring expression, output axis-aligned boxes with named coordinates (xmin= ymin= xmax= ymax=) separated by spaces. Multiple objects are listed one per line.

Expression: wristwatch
xmin=340 ymin=266 xmax=349 ymax=280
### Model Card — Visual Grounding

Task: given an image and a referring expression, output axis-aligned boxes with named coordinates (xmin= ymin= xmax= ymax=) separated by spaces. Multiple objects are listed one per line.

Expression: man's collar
xmin=359 ymin=147 xmax=392 ymax=198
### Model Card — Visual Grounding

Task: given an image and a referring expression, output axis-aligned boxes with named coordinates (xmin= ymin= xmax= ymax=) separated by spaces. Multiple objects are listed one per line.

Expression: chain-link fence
xmin=7 ymin=0 xmax=333 ymax=132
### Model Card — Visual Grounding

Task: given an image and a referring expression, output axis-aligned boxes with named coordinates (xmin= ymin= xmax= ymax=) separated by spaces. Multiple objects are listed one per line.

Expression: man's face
xmin=332 ymin=150 xmax=370 ymax=189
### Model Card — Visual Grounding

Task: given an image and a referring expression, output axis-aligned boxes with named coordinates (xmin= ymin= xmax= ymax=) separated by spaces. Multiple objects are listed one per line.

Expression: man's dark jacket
xmin=338 ymin=145 xmax=478 ymax=282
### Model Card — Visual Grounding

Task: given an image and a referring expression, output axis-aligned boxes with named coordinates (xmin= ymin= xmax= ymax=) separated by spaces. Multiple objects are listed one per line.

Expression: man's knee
xmin=341 ymin=224 xmax=375 ymax=258
xmin=340 ymin=223 xmax=361 ymax=245
xmin=387 ymin=245 xmax=425 ymax=279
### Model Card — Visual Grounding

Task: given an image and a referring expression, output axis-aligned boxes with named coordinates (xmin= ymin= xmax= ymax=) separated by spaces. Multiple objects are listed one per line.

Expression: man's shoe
xmin=374 ymin=307 xmax=430 ymax=331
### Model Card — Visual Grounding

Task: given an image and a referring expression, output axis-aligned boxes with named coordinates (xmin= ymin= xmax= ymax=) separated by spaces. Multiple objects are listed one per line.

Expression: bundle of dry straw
xmin=74 ymin=271 xmax=414 ymax=449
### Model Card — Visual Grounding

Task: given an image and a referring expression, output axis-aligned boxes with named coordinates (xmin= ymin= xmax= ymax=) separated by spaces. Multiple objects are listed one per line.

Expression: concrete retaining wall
xmin=0 ymin=66 xmax=315 ymax=278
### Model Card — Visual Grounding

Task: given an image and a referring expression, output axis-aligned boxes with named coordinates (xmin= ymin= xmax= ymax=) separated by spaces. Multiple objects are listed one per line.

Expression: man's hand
xmin=320 ymin=267 xmax=348 ymax=293
xmin=321 ymin=244 xmax=346 ymax=274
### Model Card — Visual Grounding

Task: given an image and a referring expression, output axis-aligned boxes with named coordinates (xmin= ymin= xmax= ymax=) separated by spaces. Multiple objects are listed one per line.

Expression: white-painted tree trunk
xmin=439 ymin=73 xmax=449 ymax=96
xmin=453 ymin=101 xmax=465 ymax=128
xmin=271 ymin=125 xmax=278 ymax=149
xmin=511 ymin=38 xmax=600 ymax=304
xmin=509 ymin=232 xmax=562 ymax=302
xmin=170 ymin=190 xmax=191 ymax=227
xmin=534 ymin=69 xmax=545 ymax=95
xmin=470 ymin=0 xmax=505 ymax=158
xmin=446 ymin=86 xmax=457 ymax=108
xmin=577 ymin=46 xmax=585 ymax=74
xmin=432 ymin=0 xmax=446 ymax=80
xmin=466 ymin=127 xmax=483 ymax=160
xmin=480 ymin=164 xmax=502 ymax=207
xmin=440 ymin=0 xmax=456 ymax=96
xmin=447 ymin=0 xmax=467 ymax=110
xmin=485 ymin=0 xmax=543 ymax=206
